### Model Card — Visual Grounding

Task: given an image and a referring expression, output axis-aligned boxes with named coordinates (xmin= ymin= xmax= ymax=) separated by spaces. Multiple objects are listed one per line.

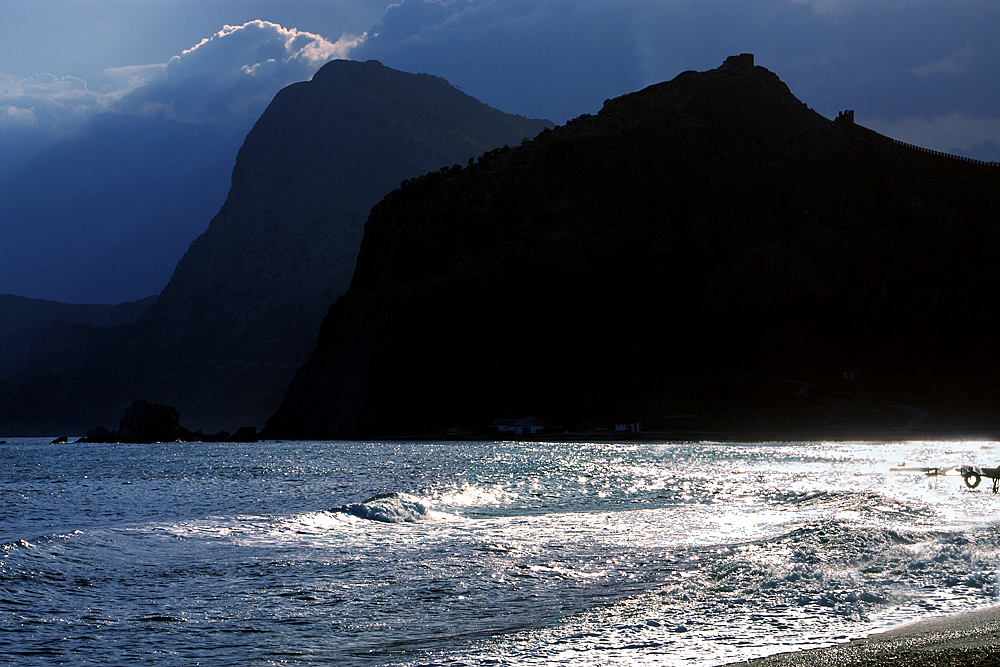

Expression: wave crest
xmin=335 ymin=492 xmax=441 ymax=523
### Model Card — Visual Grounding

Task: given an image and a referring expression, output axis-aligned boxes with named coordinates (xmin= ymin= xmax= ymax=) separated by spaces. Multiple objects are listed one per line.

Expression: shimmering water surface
xmin=2 ymin=437 xmax=999 ymax=666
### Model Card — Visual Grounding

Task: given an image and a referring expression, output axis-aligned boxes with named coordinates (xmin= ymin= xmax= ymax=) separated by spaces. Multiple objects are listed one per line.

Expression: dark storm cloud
xmin=354 ymin=0 xmax=646 ymax=123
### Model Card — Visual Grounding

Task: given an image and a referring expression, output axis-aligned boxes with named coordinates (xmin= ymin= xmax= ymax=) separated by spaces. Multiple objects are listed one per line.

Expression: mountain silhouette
xmin=0 ymin=60 xmax=551 ymax=435
xmin=265 ymin=55 xmax=1000 ymax=440
xmin=0 ymin=294 xmax=155 ymax=381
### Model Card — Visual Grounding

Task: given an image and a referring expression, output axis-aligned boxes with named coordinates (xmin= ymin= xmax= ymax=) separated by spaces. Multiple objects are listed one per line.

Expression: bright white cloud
xmin=910 ymin=44 xmax=974 ymax=77
xmin=0 ymin=20 xmax=366 ymax=136
xmin=861 ymin=112 xmax=1000 ymax=155
xmin=116 ymin=20 xmax=365 ymax=122
xmin=172 ymin=20 xmax=362 ymax=73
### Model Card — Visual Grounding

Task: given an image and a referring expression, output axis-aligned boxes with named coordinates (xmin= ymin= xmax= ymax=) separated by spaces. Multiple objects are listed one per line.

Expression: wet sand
xmin=727 ymin=606 xmax=1000 ymax=667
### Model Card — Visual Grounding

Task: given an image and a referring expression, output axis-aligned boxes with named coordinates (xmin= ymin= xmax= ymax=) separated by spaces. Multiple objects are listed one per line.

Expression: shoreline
xmin=726 ymin=605 xmax=1000 ymax=667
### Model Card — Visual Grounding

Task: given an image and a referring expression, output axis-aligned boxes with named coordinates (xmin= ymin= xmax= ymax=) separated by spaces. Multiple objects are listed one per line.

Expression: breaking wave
xmin=333 ymin=492 xmax=444 ymax=523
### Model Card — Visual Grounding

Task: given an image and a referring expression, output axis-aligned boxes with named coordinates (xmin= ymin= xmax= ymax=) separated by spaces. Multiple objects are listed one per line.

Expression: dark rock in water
xmin=83 ymin=400 xmax=198 ymax=443
xmin=265 ymin=57 xmax=1000 ymax=440
xmin=0 ymin=60 xmax=551 ymax=437
xmin=83 ymin=425 xmax=114 ymax=443
xmin=80 ymin=407 xmax=253 ymax=444
xmin=228 ymin=426 xmax=258 ymax=442
xmin=50 ymin=436 xmax=69 ymax=444
xmin=117 ymin=401 xmax=187 ymax=443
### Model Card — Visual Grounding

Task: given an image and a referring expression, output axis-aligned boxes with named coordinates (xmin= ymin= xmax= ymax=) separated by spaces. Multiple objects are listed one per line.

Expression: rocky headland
xmin=0 ymin=60 xmax=550 ymax=436
xmin=264 ymin=55 xmax=1000 ymax=440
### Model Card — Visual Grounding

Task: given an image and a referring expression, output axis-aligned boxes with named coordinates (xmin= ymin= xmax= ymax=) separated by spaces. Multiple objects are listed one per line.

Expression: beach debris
xmin=960 ymin=465 xmax=1000 ymax=493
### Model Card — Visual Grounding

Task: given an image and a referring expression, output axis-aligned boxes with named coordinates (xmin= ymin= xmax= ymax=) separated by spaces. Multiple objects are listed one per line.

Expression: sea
xmin=3 ymin=436 xmax=1000 ymax=666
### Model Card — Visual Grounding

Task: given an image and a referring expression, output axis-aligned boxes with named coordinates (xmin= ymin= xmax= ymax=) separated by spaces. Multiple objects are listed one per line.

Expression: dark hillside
xmin=0 ymin=295 xmax=156 ymax=380
xmin=265 ymin=56 xmax=1000 ymax=439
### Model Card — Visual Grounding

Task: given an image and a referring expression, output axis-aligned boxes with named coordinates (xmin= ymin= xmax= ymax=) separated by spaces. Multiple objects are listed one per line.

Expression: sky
xmin=1 ymin=0 xmax=998 ymax=304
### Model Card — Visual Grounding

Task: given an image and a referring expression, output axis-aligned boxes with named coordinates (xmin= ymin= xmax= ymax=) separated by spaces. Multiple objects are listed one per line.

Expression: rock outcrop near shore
xmin=265 ymin=57 xmax=1000 ymax=439
xmin=0 ymin=61 xmax=550 ymax=436
xmin=83 ymin=401 xmax=196 ymax=444
xmin=80 ymin=400 xmax=257 ymax=443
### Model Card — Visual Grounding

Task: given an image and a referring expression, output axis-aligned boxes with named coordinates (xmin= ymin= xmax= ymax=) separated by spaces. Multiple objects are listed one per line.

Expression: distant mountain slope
xmin=265 ymin=56 xmax=1000 ymax=439
xmin=150 ymin=59 xmax=552 ymax=357
xmin=0 ymin=60 xmax=551 ymax=436
xmin=0 ymin=294 xmax=156 ymax=380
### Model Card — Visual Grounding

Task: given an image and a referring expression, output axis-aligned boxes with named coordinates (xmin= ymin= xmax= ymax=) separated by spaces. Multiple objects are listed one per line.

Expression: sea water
xmin=2 ymin=437 xmax=999 ymax=666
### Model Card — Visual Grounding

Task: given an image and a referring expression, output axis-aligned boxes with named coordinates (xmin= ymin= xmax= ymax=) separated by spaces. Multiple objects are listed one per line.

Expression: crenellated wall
xmin=835 ymin=109 xmax=999 ymax=171
xmin=889 ymin=138 xmax=999 ymax=168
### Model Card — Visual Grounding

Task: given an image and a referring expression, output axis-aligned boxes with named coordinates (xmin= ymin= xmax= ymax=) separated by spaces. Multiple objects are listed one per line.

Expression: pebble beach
xmin=729 ymin=606 xmax=1000 ymax=667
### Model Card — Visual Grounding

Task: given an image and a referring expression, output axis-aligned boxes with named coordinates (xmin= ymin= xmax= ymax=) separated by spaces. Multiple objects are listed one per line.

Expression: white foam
xmin=339 ymin=492 xmax=447 ymax=523
xmin=430 ymin=483 xmax=518 ymax=507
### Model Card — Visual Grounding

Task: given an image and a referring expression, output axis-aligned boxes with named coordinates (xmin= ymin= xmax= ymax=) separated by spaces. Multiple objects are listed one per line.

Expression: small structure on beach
xmin=493 ymin=417 xmax=547 ymax=436
xmin=615 ymin=422 xmax=643 ymax=433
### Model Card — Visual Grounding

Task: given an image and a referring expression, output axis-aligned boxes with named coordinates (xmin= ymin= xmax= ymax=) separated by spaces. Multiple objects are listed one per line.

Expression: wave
xmin=332 ymin=492 xmax=445 ymax=523
xmin=1 ymin=530 xmax=83 ymax=553
xmin=763 ymin=488 xmax=937 ymax=523
xmin=1 ymin=538 xmax=36 ymax=551
xmin=329 ymin=484 xmax=516 ymax=523
xmin=664 ymin=518 xmax=1000 ymax=628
